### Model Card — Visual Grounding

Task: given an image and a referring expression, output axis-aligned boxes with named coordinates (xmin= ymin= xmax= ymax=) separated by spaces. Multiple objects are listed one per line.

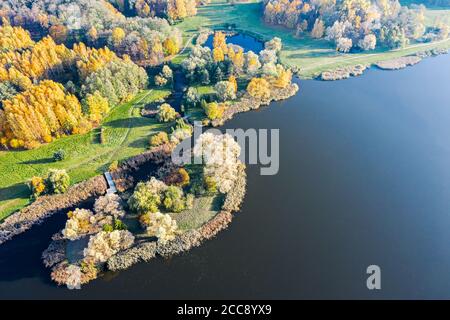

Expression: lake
xmin=1 ymin=54 xmax=450 ymax=299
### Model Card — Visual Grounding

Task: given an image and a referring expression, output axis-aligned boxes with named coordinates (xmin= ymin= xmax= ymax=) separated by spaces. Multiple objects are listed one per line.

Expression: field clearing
xmin=0 ymin=89 xmax=171 ymax=221
xmin=170 ymin=195 xmax=223 ymax=230
xmin=177 ymin=0 xmax=450 ymax=78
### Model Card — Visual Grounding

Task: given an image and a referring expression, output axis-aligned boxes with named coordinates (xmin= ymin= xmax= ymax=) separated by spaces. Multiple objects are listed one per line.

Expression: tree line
xmin=263 ymin=0 xmax=448 ymax=52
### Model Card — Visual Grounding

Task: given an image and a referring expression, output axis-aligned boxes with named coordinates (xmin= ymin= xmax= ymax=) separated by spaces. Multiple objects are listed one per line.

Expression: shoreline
xmin=317 ymin=48 xmax=449 ymax=81
xmin=43 ymin=160 xmax=247 ymax=286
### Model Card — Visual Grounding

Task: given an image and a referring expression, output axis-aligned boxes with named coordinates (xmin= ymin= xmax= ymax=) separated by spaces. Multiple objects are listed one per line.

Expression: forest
xmin=0 ymin=22 xmax=148 ymax=149
xmin=0 ymin=0 xmax=206 ymax=149
xmin=0 ymin=0 xmax=187 ymax=66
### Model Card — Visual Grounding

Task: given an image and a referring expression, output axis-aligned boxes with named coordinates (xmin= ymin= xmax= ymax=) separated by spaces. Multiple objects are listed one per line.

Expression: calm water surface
xmin=1 ymin=54 xmax=450 ymax=299
xmin=205 ymin=33 xmax=264 ymax=53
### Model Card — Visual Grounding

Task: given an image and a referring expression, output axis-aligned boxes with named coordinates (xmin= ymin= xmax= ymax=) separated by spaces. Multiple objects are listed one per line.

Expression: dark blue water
xmin=1 ymin=54 xmax=450 ymax=299
xmin=205 ymin=33 xmax=264 ymax=53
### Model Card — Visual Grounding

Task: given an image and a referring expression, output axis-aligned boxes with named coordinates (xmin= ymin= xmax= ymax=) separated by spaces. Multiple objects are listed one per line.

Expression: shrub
xmin=114 ymin=219 xmax=128 ymax=231
xmin=46 ymin=169 xmax=70 ymax=194
xmin=157 ymin=103 xmax=178 ymax=122
xmin=103 ymin=224 xmax=114 ymax=232
xmin=177 ymin=168 xmax=190 ymax=187
xmin=164 ymin=167 xmax=190 ymax=187
xmin=154 ymin=74 xmax=168 ymax=87
xmin=144 ymin=212 xmax=178 ymax=244
xmin=150 ymin=132 xmax=169 ymax=147
xmin=204 ymin=176 xmax=218 ymax=195
xmin=109 ymin=160 xmax=119 ymax=171
xmin=203 ymin=102 xmax=225 ymax=120
xmin=83 ymin=230 xmax=135 ymax=264
xmin=185 ymin=193 xmax=194 ymax=209
xmin=163 ymin=186 xmax=186 ymax=213
xmin=53 ymin=149 xmax=66 ymax=162
xmin=62 ymin=208 xmax=94 ymax=240
xmin=29 ymin=176 xmax=46 ymax=198
xmin=128 ymin=178 xmax=167 ymax=214
xmin=94 ymin=194 xmax=125 ymax=219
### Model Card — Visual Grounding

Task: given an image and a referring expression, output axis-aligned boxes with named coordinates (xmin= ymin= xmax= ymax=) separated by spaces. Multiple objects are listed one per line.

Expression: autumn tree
xmin=81 ymin=59 xmax=148 ymax=107
xmin=213 ymin=47 xmax=225 ymax=62
xmin=49 ymin=25 xmax=68 ymax=44
xmin=247 ymin=77 xmax=271 ymax=101
xmin=163 ymin=38 xmax=179 ymax=56
xmin=112 ymin=27 xmax=126 ymax=45
xmin=272 ymin=65 xmax=293 ymax=88
xmin=215 ymin=81 xmax=236 ymax=101
xmin=228 ymin=75 xmax=238 ymax=93
xmin=157 ymin=103 xmax=178 ymax=122
xmin=311 ymin=19 xmax=325 ymax=38
xmin=1 ymin=80 xmax=90 ymax=149
xmin=213 ymin=31 xmax=227 ymax=52
xmin=203 ymin=102 xmax=225 ymax=120
xmin=84 ymin=91 xmax=110 ymax=124
xmin=0 ymin=24 xmax=34 ymax=52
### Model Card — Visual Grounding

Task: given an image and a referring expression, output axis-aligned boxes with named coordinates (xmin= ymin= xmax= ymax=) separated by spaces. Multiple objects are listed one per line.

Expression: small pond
xmin=204 ymin=32 xmax=264 ymax=53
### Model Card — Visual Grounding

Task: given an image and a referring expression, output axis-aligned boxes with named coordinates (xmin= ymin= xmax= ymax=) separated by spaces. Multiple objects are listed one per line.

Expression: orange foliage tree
xmin=0 ymin=80 xmax=90 ymax=149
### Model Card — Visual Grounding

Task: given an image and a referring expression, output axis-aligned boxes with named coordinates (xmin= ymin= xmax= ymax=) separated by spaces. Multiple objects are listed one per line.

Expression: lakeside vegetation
xmin=177 ymin=0 xmax=450 ymax=78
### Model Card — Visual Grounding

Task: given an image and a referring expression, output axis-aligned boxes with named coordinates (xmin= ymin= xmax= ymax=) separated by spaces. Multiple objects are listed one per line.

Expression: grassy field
xmin=170 ymin=195 xmax=224 ymax=230
xmin=177 ymin=0 xmax=450 ymax=78
xmin=0 ymin=89 xmax=171 ymax=221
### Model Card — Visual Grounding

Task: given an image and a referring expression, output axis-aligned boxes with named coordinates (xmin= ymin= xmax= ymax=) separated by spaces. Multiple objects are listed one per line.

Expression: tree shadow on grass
xmin=104 ymin=117 xmax=153 ymax=129
xmin=20 ymin=157 xmax=54 ymax=165
xmin=0 ymin=182 xmax=29 ymax=202
xmin=127 ymin=137 xmax=150 ymax=149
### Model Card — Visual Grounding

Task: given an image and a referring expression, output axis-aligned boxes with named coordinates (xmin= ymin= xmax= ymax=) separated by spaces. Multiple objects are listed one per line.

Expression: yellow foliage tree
xmin=85 ymin=91 xmax=110 ymax=124
xmin=0 ymin=36 xmax=72 ymax=82
xmin=204 ymin=102 xmax=225 ymax=120
xmin=272 ymin=65 xmax=292 ymax=88
xmin=231 ymin=47 xmax=244 ymax=72
xmin=112 ymin=27 xmax=126 ymax=45
xmin=163 ymin=38 xmax=179 ymax=56
xmin=213 ymin=47 xmax=225 ymax=62
xmin=247 ymin=77 xmax=271 ymax=100
xmin=88 ymin=26 xmax=98 ymax=42
xmin=73 ymin=43 xmax=118 ymax=80
xmin=213 ymin=31 xmax=227 ymax=52
xmin=0 ymin=24 xmax=34 ymax=52
xmin=228 ymin=75 xmax=238 ymax=93
xmin=1 ymin=80 xmax=89 ymax=149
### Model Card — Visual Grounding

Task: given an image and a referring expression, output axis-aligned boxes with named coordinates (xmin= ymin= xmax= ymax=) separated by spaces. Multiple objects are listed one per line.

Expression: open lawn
xmin=177 ymin=0 xmax=450 ymax=78
xmin=0 ymin=89 xmax=171 ymax=221
xmin=170 ymin=195 xmax=224 ymax=230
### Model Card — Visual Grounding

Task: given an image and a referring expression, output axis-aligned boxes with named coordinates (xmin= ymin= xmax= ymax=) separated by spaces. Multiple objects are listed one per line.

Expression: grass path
xmin=299 ymin=38 xmax=450 ymax=72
